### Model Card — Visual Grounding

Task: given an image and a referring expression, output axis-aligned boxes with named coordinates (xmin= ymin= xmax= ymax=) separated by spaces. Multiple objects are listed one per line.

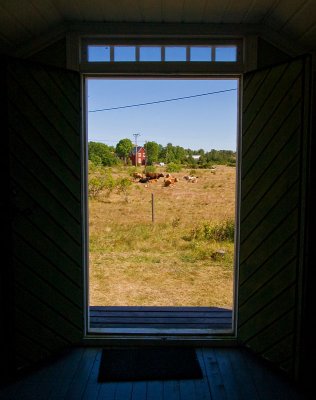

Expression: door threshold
xmin=88 ymin=305 xmax=233 ymax=330
xmin=82 ymin=329 xmax=237 ymax=346
xmin=88 ymin=327 xmax=233 ymax=335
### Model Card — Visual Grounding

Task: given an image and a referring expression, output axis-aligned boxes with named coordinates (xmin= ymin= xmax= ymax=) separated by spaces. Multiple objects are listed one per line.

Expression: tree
xmin=116 ymin=177 xmax=132 ymax=202
xmin=158 ymin=145 xmax=167 ymax=162
xmin=173 ymin=145 xmax=187 ymax=163
xmin=115 ymin=138 xmax=133 ymax=164
xmin=88 ymin=141 xmax=119 ymax=166
xmin=144 ymin=141 xmax=159 ymax=165
xmin=165 ymin=143 xmax=176 ymax=163
xmin=197 ymin=154 xmax=207 ymax=166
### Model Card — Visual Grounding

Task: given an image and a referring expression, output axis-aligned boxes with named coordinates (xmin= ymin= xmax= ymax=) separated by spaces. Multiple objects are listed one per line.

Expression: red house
xmin=130 ymin=146 xmax=146 ymax=166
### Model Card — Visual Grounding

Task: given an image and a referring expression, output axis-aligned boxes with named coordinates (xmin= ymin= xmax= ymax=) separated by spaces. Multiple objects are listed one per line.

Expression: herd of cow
xmin=132 ymin=171 xmax=198 ymax=187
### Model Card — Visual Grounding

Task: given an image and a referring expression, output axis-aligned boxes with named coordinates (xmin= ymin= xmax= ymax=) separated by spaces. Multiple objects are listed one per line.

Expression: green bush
xmin=88 ymin=176 xmax=106 ymax=199
xmin=90 ymin=154 xmax=102 ymax=166
xmin=184 ymin=219 xmax=235 ymax=242
xmin=104 ymin=174 xmax=116 ymax=195
xmin=203 ymin=219 xmax=235 ymax=242
xmin=144 ymin=165 xmax=156 ymax=173
xmin=166 ymin=163 xmax=182 ymax=173
xmin=116 ymin=177 xmax=132 ymax=202
xmin=88 ymin=168 xmax=115 ymax=199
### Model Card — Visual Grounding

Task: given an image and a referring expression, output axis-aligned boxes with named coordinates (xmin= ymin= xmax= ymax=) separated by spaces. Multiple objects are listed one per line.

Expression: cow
xmin=183 ymin=175 xmax=198 ymax=183
xmin=164 ymin=177 xmax=178 ymax=186
xmin=139 ymin=177 xmax=150 ymax=183
xmin=133 ymin=172 xmax=143 ymax=179
xmin=145 ymin=172 xmax=164 ymax=180
xmin=164 ymin=178 xmax=173 ymax=187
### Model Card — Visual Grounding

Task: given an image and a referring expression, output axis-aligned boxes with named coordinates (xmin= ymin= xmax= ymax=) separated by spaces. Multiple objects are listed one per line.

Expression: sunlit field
xmin=89 ymin=164 xmax=236 ymax=308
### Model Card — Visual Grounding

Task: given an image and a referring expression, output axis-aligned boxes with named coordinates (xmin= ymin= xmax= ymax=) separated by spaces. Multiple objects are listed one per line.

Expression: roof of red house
xmin=131 ymin=146 xmax=145 ymax=155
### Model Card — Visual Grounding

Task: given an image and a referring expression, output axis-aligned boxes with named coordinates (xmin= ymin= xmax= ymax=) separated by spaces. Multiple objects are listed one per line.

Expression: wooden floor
xmin=89 ymin=306 xmax=233 ymax=331
xmin=0 ymin=347 xmax=307 ymax=399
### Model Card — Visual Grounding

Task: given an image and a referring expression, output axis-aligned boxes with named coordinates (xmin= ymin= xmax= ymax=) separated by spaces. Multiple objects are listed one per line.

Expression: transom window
xmin=82 ymin=39 xmax=242 ymax=65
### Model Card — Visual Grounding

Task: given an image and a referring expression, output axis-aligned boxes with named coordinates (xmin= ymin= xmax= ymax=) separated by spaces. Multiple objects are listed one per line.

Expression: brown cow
xmin=145 ymin=172 xmax=164 ymax=180
xmin=133 ymin=172 xmax=143 ymax=179
xmin=164 ymin=177 xmax=178 ymax=186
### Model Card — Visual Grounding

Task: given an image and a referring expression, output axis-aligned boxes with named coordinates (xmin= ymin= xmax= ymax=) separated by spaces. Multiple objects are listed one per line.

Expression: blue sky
xmin=87 ymin=78 xmax=238 ymax=151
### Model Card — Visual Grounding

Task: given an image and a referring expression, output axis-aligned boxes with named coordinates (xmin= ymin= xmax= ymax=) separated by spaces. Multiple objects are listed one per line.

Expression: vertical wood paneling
xmin=238 ymin=56 xmax=311 ymax=378
xmin=6 ymin=58 xmax=83 ymax=372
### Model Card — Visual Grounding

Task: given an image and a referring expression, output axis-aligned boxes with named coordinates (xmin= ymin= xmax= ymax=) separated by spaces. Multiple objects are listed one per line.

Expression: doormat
xmin=97 ymin=347 xmax=203 ymax=382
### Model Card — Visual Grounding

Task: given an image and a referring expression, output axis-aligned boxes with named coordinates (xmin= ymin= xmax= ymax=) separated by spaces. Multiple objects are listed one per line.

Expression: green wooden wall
xmin=5 ymin=58 xmax=83 ymax=371
xmin=238 ymin=56 xmax=311 ymax=378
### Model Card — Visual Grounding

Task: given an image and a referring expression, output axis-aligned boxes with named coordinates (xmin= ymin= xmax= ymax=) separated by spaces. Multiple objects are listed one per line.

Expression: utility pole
xmin=133 ymin=133 xmax=140 ymax=166
xmin=145 ymin=140 xmax=147 ymax=167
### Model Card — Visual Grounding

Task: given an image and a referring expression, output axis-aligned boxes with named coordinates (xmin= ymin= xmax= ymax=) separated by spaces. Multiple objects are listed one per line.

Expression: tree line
xmin=88 ymin=138 xmax=236 ymax=168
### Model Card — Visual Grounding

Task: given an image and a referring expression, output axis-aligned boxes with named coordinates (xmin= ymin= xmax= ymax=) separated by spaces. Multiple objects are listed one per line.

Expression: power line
xmin=88 ymin=88 xmax=237 ymax=113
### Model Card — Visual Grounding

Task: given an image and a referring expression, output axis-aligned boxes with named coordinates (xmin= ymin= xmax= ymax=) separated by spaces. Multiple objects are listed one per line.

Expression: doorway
xmin=85 ymin=77 xmax=240 ymax=333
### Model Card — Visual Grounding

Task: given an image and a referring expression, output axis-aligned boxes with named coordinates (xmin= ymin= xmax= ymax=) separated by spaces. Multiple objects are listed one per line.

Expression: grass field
xmin=88 ymin=164 xmax=236 ymax=308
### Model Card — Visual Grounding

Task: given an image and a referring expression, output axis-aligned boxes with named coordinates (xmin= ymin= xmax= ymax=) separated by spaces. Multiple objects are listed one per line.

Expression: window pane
xmin=165 ymin=47 xmax=186 ymax=62
xmin=114 ymin=46 xmax=136 ymax=62
xmin=215 ymin=46 xmax=237 ymax=62
xmin=139 ymin=47 xmax=161 ymax=61
xmin=88 ymin=46 xmax=111 ymax=62
xmin=190 ymin=47 xmax=212 ymax=62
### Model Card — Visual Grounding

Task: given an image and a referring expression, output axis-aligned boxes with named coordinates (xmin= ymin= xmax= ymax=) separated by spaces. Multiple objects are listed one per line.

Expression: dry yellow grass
xmin=89 ymin=165 xmax=236 ymax=307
